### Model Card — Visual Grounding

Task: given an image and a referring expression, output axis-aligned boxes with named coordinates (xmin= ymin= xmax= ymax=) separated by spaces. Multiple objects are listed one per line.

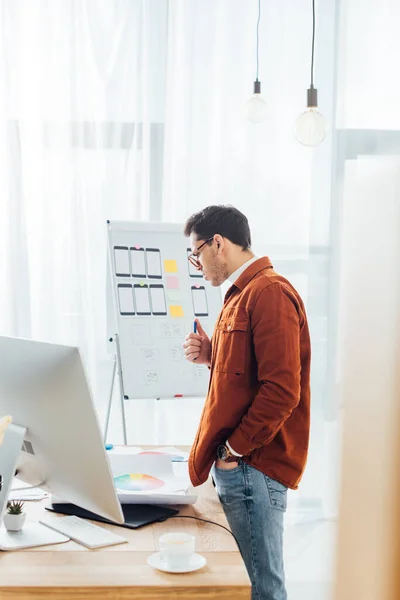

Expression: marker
xmin=174 ymin=394 xmax=183 ymax=397
xmin=105 ymin=444 xmax=114 ymax=451
xmin=193 ymin=321 xmax=197 ymax=361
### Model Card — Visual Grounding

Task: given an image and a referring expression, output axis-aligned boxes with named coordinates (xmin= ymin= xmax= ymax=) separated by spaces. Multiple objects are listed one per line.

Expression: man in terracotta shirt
xmin=183 ymin=205 xmax=311 ymax=600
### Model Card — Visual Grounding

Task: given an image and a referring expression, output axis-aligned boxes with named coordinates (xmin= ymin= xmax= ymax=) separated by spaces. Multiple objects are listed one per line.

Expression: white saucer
xmin=147 ymin=552 xmax=207 ymax=573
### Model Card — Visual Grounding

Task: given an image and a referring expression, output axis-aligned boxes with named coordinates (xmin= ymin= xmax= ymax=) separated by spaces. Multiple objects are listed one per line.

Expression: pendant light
xmin=245 ymin=0 xmax=268 ymax=123
xmin=294 ymin=0 xmax=327 ymax=146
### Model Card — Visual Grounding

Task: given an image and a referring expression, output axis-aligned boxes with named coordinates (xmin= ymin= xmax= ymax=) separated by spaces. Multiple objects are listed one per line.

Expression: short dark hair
xmin=184 ymin=205 xmax=251 ymax=250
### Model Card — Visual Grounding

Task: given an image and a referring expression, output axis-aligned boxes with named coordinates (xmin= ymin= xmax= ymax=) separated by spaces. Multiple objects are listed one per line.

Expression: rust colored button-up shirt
xmin=188 ymin=257 xmax=311 ymax=490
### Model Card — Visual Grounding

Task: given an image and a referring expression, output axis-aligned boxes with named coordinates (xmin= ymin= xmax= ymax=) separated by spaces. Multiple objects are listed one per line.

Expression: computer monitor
xmin=0 ymin=336 xmax=124 ymax=525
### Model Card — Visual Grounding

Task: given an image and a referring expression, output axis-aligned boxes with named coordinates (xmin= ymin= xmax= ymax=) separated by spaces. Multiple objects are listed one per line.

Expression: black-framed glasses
xmin=188 ymin=237 xmax=214 ymax=268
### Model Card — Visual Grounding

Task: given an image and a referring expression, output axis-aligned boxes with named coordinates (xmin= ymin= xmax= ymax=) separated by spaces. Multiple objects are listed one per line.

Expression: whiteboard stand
xmin=103 ymin=334 xmax=128 ymax=445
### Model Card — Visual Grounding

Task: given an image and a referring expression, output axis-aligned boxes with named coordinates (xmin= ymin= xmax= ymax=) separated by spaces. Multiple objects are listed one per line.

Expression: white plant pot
xmin=3 ymin=512 xmax=26 ymax=531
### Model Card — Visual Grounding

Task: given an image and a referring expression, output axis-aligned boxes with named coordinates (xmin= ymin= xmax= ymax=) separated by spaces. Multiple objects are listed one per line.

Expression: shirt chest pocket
xmin=215 ymin=317 xmax=248 ymax=375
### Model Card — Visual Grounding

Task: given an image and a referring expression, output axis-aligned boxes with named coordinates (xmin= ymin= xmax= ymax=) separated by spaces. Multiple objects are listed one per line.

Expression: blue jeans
xmin=212 ymin=461 xmax=287 ymax=600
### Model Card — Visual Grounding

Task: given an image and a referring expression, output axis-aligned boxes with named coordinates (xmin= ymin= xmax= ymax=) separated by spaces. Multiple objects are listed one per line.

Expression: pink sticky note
xmin=166 ymin=276 xmax=180 ymax=290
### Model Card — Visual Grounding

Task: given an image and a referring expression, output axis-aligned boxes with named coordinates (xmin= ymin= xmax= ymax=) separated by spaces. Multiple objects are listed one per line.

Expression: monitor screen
xmin=0 ymin=336 xmax=124 ymax=524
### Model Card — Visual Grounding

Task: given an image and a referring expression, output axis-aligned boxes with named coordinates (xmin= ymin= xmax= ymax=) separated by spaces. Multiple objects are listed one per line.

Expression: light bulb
xmin=294 ymin=107 xmax=327 ymax=146
xmin=245 ymin=80 xmax=268 ymax=123
xmin=294 ymin=86 xmax=327 ymax=147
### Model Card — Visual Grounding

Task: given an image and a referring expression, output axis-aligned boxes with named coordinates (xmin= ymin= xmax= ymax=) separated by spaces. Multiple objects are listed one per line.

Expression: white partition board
xmin=107 ymin=221 xmax=222 ymax=399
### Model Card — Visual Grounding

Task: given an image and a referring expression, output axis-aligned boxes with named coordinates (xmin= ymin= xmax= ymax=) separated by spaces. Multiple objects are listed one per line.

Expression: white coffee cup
xmin=158 ymin=532 xmax=195 ymax=568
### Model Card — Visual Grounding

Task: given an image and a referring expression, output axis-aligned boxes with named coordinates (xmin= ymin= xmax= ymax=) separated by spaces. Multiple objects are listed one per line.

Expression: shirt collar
xmin=228 ymin=256 xmax=259 ymax=285
xmin=228 ymin=256 xmax=274 ymax=294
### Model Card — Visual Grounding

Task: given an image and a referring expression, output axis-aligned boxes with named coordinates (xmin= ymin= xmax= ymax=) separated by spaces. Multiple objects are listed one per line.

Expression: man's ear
xmin=214 ymin=234 xmax=223 ymax=250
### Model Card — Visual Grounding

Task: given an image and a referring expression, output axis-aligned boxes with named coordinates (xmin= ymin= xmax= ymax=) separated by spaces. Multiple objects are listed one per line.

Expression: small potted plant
xmin=4 ymin=500 xmax=26 ymax=532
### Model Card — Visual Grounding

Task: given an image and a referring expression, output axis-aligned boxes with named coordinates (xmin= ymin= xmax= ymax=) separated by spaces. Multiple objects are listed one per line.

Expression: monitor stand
xmin=0 ymin=424 xmax=65 ymax=551
xmin=0 ymin=522 xmax=69 ymax=550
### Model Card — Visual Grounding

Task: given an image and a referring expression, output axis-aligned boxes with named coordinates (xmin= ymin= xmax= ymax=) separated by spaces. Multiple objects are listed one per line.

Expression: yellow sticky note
xmin=170 ymin=305 xmax=184 ymax=318
xmin=164 ymin=260 xmax=178 ymax=273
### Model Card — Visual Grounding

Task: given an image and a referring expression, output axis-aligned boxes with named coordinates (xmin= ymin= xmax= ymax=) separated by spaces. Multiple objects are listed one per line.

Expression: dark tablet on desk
xmin=46 ymin=502 xmax=179 ymax=529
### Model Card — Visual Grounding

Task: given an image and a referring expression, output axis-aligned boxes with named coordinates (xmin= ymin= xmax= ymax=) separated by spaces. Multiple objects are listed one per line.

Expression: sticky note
xmin=164 ymin=260 xmax=178 ymax=273
xmin=170 ymin=305 xmax=184 ymax=318
xmin=167 ymin=290 xmax=181 ymax=303
xmin=166 ymin=276 xmax=180 ymax=289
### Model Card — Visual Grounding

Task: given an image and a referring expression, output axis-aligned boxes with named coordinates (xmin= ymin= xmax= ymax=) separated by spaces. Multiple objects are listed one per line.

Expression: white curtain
xmin=0 ymin=0 xmax=339 ymax=508
xmin=0 ymin=0 xmax=165 ymax=385
xmin=329 ymin=0 xmax=400 ymax=519
xmin=337 ymin=0 xmax=400 ymax=130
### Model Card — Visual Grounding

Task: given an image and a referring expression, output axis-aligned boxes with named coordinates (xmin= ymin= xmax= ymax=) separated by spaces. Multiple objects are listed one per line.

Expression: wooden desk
xmin=0 ymin=455 xmax=251 ymax=599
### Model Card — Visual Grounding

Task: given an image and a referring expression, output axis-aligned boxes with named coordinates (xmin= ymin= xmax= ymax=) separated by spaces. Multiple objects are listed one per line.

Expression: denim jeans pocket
xmin=264 ymin=475 xmax=288 ymax=511
xmin=212 ymin=461 xmax=245 ymax=507
xmin=214 ymin=460 xmax=243 ymax=474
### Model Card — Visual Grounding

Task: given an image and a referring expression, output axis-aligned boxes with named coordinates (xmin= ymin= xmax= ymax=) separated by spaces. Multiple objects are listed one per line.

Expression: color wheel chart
xmin=114 ymin=473 xmax=165 ymax=492
xmin=107 ymin=221 xmax=222 ymax=400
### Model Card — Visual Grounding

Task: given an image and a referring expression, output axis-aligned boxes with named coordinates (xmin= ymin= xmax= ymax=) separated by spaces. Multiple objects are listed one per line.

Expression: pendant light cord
xmin=311 ymin=0 xmax=315 ymax=87
xmin=256 ymin=0 xmax=261 ymax=81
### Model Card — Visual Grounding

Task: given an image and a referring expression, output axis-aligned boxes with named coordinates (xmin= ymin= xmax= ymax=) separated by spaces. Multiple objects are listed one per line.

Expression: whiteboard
xmin=106 ymin=221 xmax=222 ymax=399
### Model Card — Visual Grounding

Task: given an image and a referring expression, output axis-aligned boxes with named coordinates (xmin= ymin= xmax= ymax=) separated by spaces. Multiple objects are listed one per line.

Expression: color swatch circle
xmin=114 ymin=473 xmax=165 ymax=492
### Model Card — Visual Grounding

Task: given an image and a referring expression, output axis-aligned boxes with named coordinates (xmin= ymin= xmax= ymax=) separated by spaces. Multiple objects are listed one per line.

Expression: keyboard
xmin=39 ymin=515 xmax=128 ymax=549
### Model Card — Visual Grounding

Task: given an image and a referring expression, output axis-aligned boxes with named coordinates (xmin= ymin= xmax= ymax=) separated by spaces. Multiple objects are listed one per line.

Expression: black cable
xmin=311 ymin=0 xmax=315 ymax=86
xmin=256 ymin=0 xmax=261 ymax=81
xmin=169 ymin=515 xmax=240 ymax=551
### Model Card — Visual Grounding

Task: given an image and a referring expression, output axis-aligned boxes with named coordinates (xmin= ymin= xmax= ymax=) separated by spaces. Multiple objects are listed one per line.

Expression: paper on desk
xmin=138 ymin=447 xmax=189 ymax=462
xmin=107 ymin=446 xmax=143 ymax=456
xmin=107 ymin=453 xmax=191 ymax=498
xmin=9 ymin=479 xmax=49 ymax=501
xmin=8 ymin=489 xmax=49 ymax=501
xmin=108 ymin=453 xmax=173 ymax=480
xmin=107 ymin=445 xmax=189 ymax=462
